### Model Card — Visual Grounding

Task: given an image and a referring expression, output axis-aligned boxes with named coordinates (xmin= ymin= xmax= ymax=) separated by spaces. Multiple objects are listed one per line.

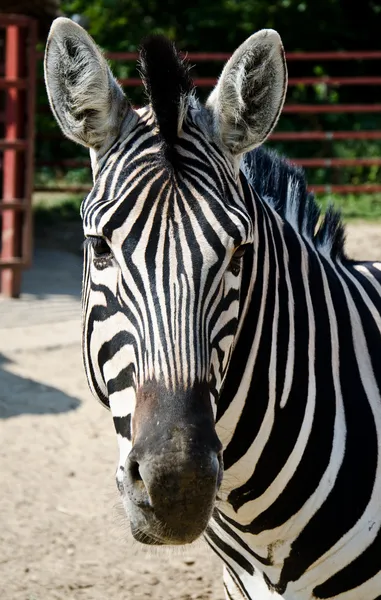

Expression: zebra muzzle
xmin=122 ymin=382 xmax=223 ymax=545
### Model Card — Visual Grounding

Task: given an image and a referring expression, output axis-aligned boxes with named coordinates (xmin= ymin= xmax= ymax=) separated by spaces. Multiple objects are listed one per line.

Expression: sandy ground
xmin=0 ymin=221 xmax=380 ymax=600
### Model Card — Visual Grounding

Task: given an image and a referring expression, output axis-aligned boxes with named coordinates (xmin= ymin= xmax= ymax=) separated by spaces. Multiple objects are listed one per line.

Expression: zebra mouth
xmin=122 ymin=467 xmax=220 ymax=545
xmin=127 ymin=501 xmax=216 ymax=546
xmin=120 ymin=451 xmax=222 ymax=545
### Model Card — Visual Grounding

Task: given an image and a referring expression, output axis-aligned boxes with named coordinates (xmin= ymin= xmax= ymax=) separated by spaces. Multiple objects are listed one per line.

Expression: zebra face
xmin=81 ymin=110 xmax=253 ymax=543
xmin=45 ymin=19 xmax=286 ymax=544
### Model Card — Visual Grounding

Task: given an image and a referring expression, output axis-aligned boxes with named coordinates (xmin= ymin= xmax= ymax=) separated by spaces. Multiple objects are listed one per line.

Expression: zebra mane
xmin=243 ymin=146 xmax=346 ymax=259
xmin=138 ymin=35 xmax=193 ymax=164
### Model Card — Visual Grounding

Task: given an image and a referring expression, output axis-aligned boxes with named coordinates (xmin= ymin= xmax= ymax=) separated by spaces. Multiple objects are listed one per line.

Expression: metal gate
xmin=35 ymin=48 xmax=381 ymax=196
xmin=0 ymin=14 xmax=37 ymax=297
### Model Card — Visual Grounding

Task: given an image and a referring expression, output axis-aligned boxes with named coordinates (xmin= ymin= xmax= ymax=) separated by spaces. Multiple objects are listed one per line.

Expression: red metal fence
xmin=33 ymin=48 xmax=381 ymax=196
xmin=0 ymin=14 xmax=37 ymax=297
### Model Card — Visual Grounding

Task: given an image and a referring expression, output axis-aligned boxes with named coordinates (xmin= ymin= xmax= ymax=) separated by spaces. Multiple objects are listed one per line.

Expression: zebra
xmin=44 ymin=17 xmax=381 ymax=600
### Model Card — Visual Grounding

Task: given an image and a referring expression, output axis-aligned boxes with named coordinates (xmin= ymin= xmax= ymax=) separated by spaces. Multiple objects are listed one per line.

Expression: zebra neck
xmin=216 ymin=184 xmax=318 ymax=495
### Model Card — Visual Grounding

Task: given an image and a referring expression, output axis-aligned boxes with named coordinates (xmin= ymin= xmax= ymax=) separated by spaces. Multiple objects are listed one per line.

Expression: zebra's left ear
xmin=206 ymin=29 xmax=287 ymax=156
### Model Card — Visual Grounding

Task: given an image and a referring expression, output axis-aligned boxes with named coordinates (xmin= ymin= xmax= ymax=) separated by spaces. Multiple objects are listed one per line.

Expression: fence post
xmin=0 ymin=15 xmax=37 ymax=298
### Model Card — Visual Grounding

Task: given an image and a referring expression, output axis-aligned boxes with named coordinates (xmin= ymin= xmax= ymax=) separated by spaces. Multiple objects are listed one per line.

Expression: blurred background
xmin=35 ymin=0 xmax=381 ymax=224
xmin=0 ymin=1 xmax=380 ymax=599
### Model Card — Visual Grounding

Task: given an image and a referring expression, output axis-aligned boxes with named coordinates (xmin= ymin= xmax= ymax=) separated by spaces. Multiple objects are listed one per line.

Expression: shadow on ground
xmin=0 ymin=353 xmax=81 ymax=418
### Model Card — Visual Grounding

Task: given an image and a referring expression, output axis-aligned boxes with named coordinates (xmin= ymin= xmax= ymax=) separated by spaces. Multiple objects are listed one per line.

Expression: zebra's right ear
xmin=44 ymin=17 xmax=130 ymax=152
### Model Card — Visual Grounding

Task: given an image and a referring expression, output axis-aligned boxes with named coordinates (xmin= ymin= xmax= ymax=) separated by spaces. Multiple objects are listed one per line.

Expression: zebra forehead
xmin=85 ymin=166 xmax=249 ymax=246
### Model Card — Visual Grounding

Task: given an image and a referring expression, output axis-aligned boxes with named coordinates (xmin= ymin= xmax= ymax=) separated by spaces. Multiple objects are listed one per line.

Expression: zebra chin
xmin=126 ymin=502 xmax=217 ymax=546
xmin=120 ymin=381 xmax=223 ymax=545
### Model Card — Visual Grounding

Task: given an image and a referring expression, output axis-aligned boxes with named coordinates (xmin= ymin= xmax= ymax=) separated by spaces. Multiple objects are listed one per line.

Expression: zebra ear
xmin=206 ymin=29 xmax=287 ymax=156
xmin=44 ymin=17 xmax=130 ymax=152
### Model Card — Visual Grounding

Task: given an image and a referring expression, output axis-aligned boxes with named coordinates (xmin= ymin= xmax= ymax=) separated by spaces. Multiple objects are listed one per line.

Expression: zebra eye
xmin=229 ymin=244 xmax=250 ymax=276
xmin=84 ymin=236 xmax=113 ymax=270
xmin=88 ymin=236 xmax=111 ymax=257
xmin=233 ymin=244 xmax=250 ymax=259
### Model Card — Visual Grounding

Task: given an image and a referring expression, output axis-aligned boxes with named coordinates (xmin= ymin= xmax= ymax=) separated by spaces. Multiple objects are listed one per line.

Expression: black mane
xmin=243 ymin=146 xmax=346 ymax=259
xmin=139 ymin=35 xmax=193 ymax=163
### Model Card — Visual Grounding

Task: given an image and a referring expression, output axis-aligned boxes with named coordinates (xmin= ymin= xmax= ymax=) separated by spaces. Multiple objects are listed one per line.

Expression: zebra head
xmin=44 ymin=19 xmax=287 ymax=545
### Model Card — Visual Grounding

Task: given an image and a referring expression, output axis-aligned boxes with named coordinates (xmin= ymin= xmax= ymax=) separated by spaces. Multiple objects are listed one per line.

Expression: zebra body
xmin=209 ymin=163 xmax=381 ymax=599
xmin=45 ymin=18 xmax=381 ymax=599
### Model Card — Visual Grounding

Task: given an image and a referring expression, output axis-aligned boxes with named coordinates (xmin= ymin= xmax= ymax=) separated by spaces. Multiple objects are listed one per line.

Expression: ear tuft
xmin=44 ymin=17 xmax=129 ymax=152
xmin=206 ymin=29 xmax=287 ymax=156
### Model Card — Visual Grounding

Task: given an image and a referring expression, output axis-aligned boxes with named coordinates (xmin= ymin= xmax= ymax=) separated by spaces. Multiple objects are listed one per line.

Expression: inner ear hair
xmin=44 ymin=17 xmax=130 ymax=152
xmin=206 ymin=29 xmax=287 ymax=157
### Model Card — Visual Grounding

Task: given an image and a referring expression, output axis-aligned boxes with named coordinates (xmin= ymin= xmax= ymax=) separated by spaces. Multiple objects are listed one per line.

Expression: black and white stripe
xmin=208 ymin=151 xmax=381 ymax=599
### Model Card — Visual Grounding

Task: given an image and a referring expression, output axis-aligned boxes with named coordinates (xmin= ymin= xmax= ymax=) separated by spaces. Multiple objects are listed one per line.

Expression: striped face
xmin=80 ymin=106 xmax=253 ymax=542
xmin=45 ymin=19 xmax=286 ymax=544
xmin=82 ymin=105 xmax=253 ymax=437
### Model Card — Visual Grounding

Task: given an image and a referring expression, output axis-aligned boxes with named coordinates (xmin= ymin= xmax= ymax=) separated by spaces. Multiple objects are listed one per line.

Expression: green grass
xmin=317 ymin=193 xmax=381 ymax=221
xmin=32 ymin=191 xmax=381 ymax=224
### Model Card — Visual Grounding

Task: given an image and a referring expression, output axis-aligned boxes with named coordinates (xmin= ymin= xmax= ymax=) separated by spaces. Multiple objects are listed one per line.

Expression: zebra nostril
xmin=129 ymin=459 xmax=143 ymax=483
xmin=125 ymin=457 xmax=153 ymax=510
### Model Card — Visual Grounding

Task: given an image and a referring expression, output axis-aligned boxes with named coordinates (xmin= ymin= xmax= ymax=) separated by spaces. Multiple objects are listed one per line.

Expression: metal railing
xmin=0 ymin=14 xmax=37 ymax=297
xmin=33 ymin=47 xmax=381 ymax=196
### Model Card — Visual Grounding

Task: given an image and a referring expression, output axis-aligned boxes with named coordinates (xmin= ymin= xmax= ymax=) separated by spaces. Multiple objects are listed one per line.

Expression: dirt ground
xmin=0 ymin=221 xmax=380 ymax=600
